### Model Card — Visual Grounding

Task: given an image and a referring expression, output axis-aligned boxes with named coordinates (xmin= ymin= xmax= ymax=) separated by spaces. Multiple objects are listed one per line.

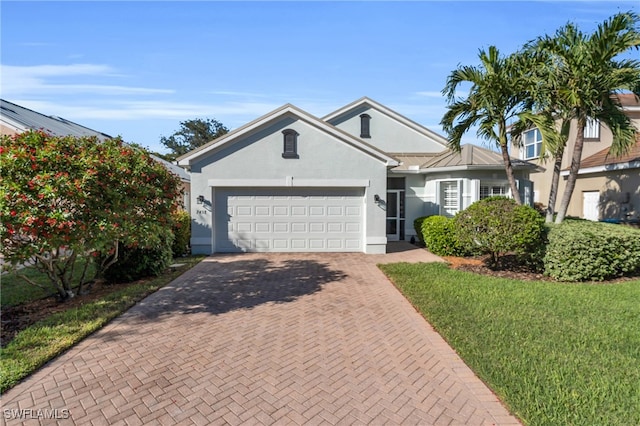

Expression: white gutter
xmin=560 ymin=160 xmax=640 ymax=176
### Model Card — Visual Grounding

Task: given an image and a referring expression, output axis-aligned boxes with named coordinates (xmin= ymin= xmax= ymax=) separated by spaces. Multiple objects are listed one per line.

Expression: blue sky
xmin=1 ymin=1 xmax=638 ymax=155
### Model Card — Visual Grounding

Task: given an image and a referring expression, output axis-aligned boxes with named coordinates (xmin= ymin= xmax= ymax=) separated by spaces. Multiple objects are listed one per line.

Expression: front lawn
xmin=0 ymin=256 xmax=204 ymax=393
xmin=380 ymin=262 xmax=640 ymax=426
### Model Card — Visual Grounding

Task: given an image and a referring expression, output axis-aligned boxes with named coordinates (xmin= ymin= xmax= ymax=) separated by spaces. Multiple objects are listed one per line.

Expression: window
xmin=480 ymin=183 xmax=508 ymax=200
xmin=584 ymin=117 xmax=600 ymax=140
xmin=282 ymin=129 xmax=299 ymax=158
xmin=523 ymin=128 xmax=542 ymax=159
xmin=360 ymin=114 xmax=371 ymax=138
xmin=439 ymin=180 xmax=460 ymax=217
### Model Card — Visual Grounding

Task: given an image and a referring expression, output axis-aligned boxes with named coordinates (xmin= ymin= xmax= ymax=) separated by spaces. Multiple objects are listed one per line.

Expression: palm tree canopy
xmin=530 ymin=11 xmax=640 ymax=156
xmin=441 ymin=46 xmax=530 ymax=153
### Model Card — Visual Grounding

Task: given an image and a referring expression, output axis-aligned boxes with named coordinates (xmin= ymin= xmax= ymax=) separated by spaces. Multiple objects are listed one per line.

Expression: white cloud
xmin=0 ymin=63 xmax=173 ymax=97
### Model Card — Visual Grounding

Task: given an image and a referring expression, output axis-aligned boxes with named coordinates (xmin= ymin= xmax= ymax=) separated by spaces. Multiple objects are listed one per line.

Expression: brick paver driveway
xmin=2 ymin=243 xmax=521 ymax=425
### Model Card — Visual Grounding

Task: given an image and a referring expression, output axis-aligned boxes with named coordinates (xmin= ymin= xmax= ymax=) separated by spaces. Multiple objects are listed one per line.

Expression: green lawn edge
xmin=0 ymin=256 xmax=205 ymax=394
xmin=379 ymin=262 xmax=640 ymax=426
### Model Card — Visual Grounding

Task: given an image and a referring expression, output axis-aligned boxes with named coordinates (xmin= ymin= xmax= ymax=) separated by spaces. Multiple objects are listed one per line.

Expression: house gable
xmin=323 ymin=97 xmax=448 ymax=154
xmin=188 ymin=112 xmax=392 ymax=182
xmin=178 ymin=103 xmax=398 ymax=169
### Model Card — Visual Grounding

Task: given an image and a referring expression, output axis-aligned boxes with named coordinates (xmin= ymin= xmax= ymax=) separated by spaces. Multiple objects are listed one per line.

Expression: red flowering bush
xmin=0 ymin=131 xmax=183 ymax=300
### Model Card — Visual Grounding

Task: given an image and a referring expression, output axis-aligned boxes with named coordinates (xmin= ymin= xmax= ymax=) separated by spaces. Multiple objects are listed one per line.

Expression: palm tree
xmin=441 ymin=46 xmax=531 ymax=205
xmin=530 ymin=12 xmax=640 ymax=223
xmin=511 ymin=45 xmax=573 ymax=222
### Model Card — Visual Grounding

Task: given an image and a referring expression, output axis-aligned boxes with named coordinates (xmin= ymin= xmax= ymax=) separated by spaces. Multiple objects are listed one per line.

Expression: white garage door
xmin=214 ymin=188 xmax=365 ymax=252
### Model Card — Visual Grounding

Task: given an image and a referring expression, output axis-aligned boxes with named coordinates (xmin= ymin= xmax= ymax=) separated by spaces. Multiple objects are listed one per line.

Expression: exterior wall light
xmin=197 ymin=195 xmax=205 ymax=204
xmin=374 ymin=194 xmax=381 ymax=202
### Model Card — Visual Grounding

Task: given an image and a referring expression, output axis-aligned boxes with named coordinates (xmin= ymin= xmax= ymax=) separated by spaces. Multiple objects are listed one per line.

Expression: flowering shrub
xmin=0 ymin=131 xmax=183 ymax=300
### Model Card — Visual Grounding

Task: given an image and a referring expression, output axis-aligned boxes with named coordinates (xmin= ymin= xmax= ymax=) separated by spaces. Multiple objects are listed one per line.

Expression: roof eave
xmin=561 ymin=160 xmax=640 ymax=176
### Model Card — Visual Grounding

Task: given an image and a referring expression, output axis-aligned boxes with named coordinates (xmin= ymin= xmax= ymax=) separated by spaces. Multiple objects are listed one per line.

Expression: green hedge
xmin=454 ymin=196 xmax=545 ymax=268
xmin=413 ymin=216 xmax=430 ymax=245
xmin=104 ymin=230 xmax=174 ymax=283
xmin=171 ymin=209 xmax=191 ymax=257
xmin=544 ymin=220 xmax=640 ymax=281
xmin=421 ymin=215 xmax=467 ymax=256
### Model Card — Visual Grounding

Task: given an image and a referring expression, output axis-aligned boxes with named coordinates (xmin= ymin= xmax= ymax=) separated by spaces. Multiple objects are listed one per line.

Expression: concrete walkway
xmin=1 ymin=243 xmax=521 ymax=425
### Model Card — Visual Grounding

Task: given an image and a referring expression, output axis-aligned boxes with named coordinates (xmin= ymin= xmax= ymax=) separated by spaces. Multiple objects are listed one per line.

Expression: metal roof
xmin=1 ymin=99 xmax=190 ymax=182
xmin=421 ymin=144 xmax=539 ymax=170
xmin=1 ymin=99 xmax=113 ymax=140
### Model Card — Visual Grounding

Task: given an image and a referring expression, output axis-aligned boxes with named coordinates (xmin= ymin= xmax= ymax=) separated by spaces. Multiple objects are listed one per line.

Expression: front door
xmin=386 ymin=190 xmax=405 ymax=241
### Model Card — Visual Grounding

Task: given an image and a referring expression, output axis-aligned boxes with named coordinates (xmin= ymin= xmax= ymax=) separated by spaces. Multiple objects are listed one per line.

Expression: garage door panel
xmin=273 ymin=223 xmax=288 ymax=233
xmin=273 ymin=206 xmax=289 ymax=216
xmin=236 ymin=206 xmax=252 ymax=216
xmin=291 ymin=223 xmax=307 ymax=233
xmin=309 ymin=223 xmax=324 ymax=232
xmin=310 ymin=206 xmax=325 ymax=215
xmin=215 ymin=188 xmax=364 ymax=252
xmin=255 ymin=206 xmax=270 ymax=216
xmin=291 ymin=206 xmax=307 ymax=216
xmin=255 ymin=223 xmax=270 ymax=233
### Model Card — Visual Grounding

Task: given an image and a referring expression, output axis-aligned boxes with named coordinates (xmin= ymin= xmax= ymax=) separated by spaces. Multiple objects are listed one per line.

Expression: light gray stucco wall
xmin=422 ymin=169 xmax=534 ymax=218
xmin=327 ymin=105 xmax=446 ymax=154
xmin=188 ymin=114 xmax=389 ymax=254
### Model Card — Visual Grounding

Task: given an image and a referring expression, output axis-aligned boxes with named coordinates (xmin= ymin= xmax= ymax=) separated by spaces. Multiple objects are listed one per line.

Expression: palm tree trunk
xmin=545 ymin=150 xmax=564 ymax=222
xmin=499 ymin=124 xmax=522 ymax=205
xmin=555 ymin=118 xmax=586 ymax=223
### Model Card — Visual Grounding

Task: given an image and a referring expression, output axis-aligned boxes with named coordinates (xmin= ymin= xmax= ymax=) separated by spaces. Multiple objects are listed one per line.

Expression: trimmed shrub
xmin=413 ymin=216 xmax=430 ymax=245
xmin=104 ymin=230 xmax=174 ymax=283
xmin=171 ymin=209 xmax=191 ymax=257
xmin=421 ymin=215 xmax=467 ymax=256
xmin=454 ymin=196 xmax=546 ymax=268
xmin=544 ymin=220 xmax=640 ymax=281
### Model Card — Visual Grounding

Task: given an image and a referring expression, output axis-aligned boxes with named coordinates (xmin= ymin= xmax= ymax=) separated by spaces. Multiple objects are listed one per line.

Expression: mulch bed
xmin=443 ymin=254 xmax=552 ymax=281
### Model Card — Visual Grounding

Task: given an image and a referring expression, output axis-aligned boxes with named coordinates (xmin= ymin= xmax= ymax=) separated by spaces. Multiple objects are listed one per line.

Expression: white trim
xmin=208 ymin=178 xmax=370 ymax=188
xmin=560 ymin=160 xmax=640 ymax=176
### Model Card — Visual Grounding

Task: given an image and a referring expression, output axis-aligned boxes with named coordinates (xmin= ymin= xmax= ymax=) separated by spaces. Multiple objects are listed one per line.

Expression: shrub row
xmin=544 ymin=220 xmax=640 ymax=281
xmin=417 ymin=197 xmax=640 ymax=281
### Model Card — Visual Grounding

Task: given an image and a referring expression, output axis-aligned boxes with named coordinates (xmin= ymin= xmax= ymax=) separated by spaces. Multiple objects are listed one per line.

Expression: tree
xmin=530 ymin=12 xmax=640 ymax=223
xmin=441 ymin=46 xmax=531 ymax=205
xmin=0 ymin=131 xmax=183 ymax=300
xmin=160 ymin=118 xmax=229 ymax=160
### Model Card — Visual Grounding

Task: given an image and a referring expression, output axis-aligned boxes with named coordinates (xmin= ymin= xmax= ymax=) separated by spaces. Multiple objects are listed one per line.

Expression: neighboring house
xmin=0 ymin=99 xmax=191 ymax=211
xmin=516 ymin=94 xmax=640 ymax=222
xmin=178 ymin=97 xmax=538 ymax=254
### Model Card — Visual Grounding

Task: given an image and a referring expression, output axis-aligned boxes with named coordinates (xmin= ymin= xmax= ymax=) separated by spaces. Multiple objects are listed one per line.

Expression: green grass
xmin=0 ymin=256 xmax=204 ymax=393
xmin=1 ymin=260 xmax=98 ymax=307
xmin=379 ymin=262 xmax=640 ymax=426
